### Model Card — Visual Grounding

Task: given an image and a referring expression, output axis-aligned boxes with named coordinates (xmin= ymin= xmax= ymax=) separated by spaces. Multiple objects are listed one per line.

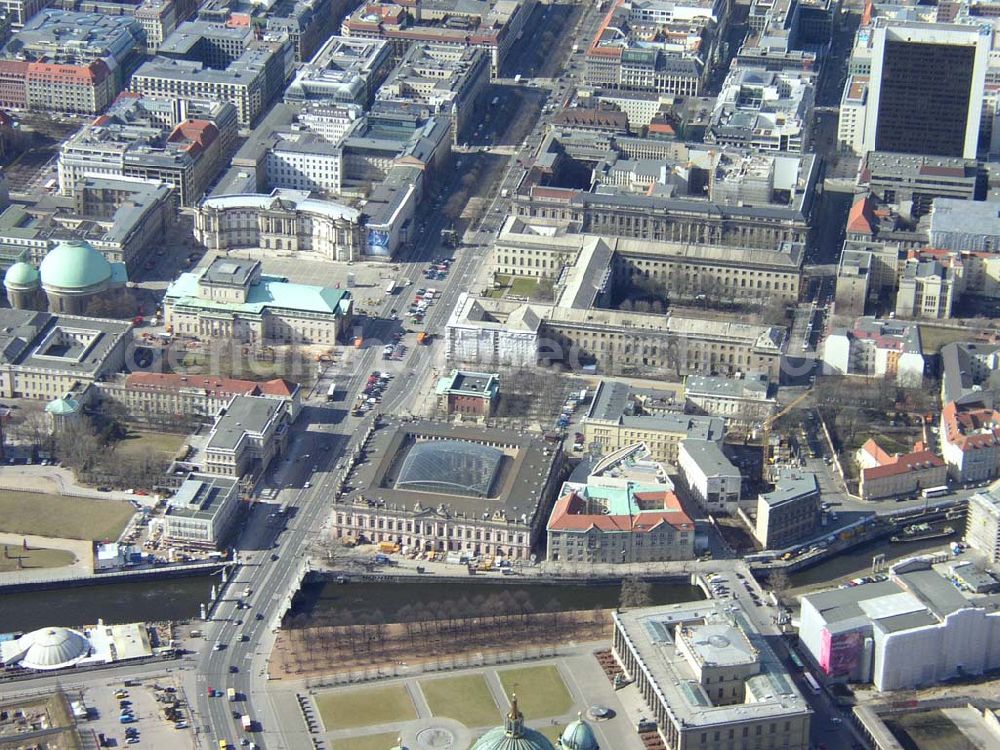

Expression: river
xmin=0 ymin=527 xmax=962 ymax=633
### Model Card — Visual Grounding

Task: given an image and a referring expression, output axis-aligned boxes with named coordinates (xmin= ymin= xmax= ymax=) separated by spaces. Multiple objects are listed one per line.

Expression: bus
xmin=788 ymin=651 xmax=804 ymax=671
xmin=922 ymin=486 xmax=949 ymax=499
xmin=803 ymin=672 xmax=821 ymax=694
xmin=385 ymin=280 xmax=396 ymax=295
xmin=326 ymin=381 xmax=337 ymax=401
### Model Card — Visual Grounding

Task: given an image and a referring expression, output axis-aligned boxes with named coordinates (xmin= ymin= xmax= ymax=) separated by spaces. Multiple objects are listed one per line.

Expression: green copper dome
xmin=4 ymin=260 xmax=40 ymax=289
xmin=39 ymin=241 xmax=113 ymax=290
xmin=471 ymin=696 xmax=555 ymax=750
xmin=45 ymin=397 xmax=80 ymax=416
xmin=560 ymin=717 xmax=599 ymax=750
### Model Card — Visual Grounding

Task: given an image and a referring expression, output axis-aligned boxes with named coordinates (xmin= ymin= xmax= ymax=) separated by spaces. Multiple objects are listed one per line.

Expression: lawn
xmin=316 ymin=685 xmax=416 ymax=731
xmin=0 ymin=543 xmax=76 ymax=572
xmin=919 ymin=325 xmax=972 ymax=354
xmin=420 ymin=674 xmax=499 ymax=728
xmin=497 ymin=666 xmax=573 ymax=720
xmin=332 ymin=733 xmax=400 ymax=750
xmin=115 ymin=430 xmax=186 ymax=459
xmin=0 ymin=491 xmax=134 ymax=542
xmin=508 ymin=277 xmax=539 ymax=297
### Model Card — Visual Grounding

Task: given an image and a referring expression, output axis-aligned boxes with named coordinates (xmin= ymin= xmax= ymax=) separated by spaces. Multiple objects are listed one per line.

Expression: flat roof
xmin=166 ymin=473 xmax=239 ymax=521
xmin=614 ymin=601 xmax=810 ymax=727
xmin=207 ymin=395 xmax=282 ymax=451
xmin=339 ymin=418 xmax=560 ymax=528
xmin=680 ymin=439 xmax=738 ymax=477
xmin=0 ymin=309 xmax=130 ymax=375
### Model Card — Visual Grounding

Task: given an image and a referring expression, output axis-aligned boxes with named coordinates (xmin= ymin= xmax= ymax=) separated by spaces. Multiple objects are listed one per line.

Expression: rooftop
xmin=206 ymin=395 xmax=283 ymax=451
xmin=435 ymin=370 xmax=499 ymax=399
xmin=165 ymin=473 xmax=239 ymax=521
xmin=614 ymin=601 xmax=810 ymax=727
xmin=0 ymin=309 xmax=131 ymax=375
xmin=759 ymin=472 xmax=818 ymax=507
xmin=339 ymin=419 xmax=561 ymax=528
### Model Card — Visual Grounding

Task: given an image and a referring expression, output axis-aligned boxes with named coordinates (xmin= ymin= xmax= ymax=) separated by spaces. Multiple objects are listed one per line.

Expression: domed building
xmin=38 ymin=240 xmax=128 ymax=314
xmin=45 ymin=395 xmax=82 ymax=432
xmin=3 ymin=254 xmax=41 ymax=310
xmin=559 ymin=716 xmax=599 ymax=750
xmin=4 ymin=241 xmax=128 ymax=314
xmin=472 ymin=695 xmax=555 ymax=750
xmin=0 ymin=626 xmax=91 ymax=671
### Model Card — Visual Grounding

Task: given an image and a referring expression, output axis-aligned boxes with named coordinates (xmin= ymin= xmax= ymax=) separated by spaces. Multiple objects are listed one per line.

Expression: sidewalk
xmin=0 ymin=465 xmax=135 ymax=502
xmin=0 ymin=531 xmax=92 ymax=586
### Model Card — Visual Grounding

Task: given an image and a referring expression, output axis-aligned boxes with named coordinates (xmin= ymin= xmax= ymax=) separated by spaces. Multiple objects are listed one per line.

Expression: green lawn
xmin=919 ymin=326 xmax=972 ymax=354
xmin=0 ymin=491 xmax=134 ymax=541
xmin=0 ymin=543 xmax=76 ymax=572
xmin=497 ymin=666 xmax=573 ymax=720
xmin=332 ymin=733 xmax=400 ymax=750
xmin=420 ymin=674 xmax=499 ymax=728
xmin=115 ymin=430 xmax=187 ymax=459
xmin=508 ymin=277 xmax=539 ymax=297
xmin=316 ymin=685 xmax=417 ymax=731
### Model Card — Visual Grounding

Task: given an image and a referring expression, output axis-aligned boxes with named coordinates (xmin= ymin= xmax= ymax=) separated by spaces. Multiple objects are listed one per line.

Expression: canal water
xmin=0 ymin=573 xmax=221 ymax=633
xmin=788 ymin=525 xmax=960 ymax=590
xmin=0 ymin=526 xmax=961 ymax=633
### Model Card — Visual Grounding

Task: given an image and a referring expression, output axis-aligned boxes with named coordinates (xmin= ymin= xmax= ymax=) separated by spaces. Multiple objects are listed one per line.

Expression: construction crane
xmin=760 ymin=388 xmax=812 ymax=469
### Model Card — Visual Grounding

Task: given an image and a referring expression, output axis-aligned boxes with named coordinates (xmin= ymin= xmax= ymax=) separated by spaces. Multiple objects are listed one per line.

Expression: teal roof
xmin=4 ymin=261 xmax=40 ymax=289
xmin=45 ymin=397 xmax=80 ymax=416
xmin=582 ymin=482 xmax=668 ymax=516
xmin=472 ymin=727 xmax=555 ymax=750
xmin=561 ymin=719 xmax=599 ymax=750
xmin=165 ymin=273 xmax=351 ymax=317
xmin=39 ymin=241 xmax=112 ymax=290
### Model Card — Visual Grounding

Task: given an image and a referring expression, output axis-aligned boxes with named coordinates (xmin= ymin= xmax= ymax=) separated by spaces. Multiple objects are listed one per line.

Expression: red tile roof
xmin=547 ymin=490 xmax=693 ymax=533
xmin=847 ymin=195 xmax=876 ymax=235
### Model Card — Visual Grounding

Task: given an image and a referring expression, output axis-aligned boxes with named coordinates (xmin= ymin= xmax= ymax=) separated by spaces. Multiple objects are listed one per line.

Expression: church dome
xmin=39 ymin=240 xmax=113 ymax=291
xmin=560 ymin=717 xmax=599 ymax=750
xmin=4 ymin=260 xmax=39 ymax=290
xmin=471 ymin=696 xmax=556 ymax=750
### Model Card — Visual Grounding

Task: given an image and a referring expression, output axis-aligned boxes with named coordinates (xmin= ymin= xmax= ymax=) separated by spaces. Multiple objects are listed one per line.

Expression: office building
xmin=862 ymin=21 xmax=989 ymax=159
xmin=434 ymin=370 xmax=499 ymax=418
xmin=0 ymin=309 xmax=131 ymax=400
xmin=584 ymin=381 xmax=723 ymax=468
xmin=929 ymin=198 xmax=1000 ymax=254
xmin=446 ymin=292 xmax=788 ymax=380
xmin=97 ymin=373 xmax=299 ymax=426
xmin=331 ymin=419 xmax=564 ymax=561
xmin=163 ymin=256 xmax=354 ymax=345
xmin=58 ymin=95 xmax=238 ymax=207
xmin=678 ymin=439 xmax=742 ymax=513
xmin=131 ymin=24 xmax=292 ymax=126
xmin=799 ymin=556 xmax=1000 ymax=691
xmin=862 ymin=152 xmax=979 ymax=217
xmin=284 ymin=35 xmax=393 ymax=106
xmin=375 ymin=43 xmax=490 ymax=144
xmin=547 ymin=443 xmax=694 ymax=564
xmin=894 ymin=249 xmax=961 ymax=320
xmin=0 ymin=10 xmax=146 ymax=114
xmin=965 ymin=485 xmax=1000 ymax=564
xmin=0 ymin=177 xmax=173 ymax=275
xmin=856 ymin=439 xmax=947 ymax=502
xmin=612 ymin=601 xmax=812 ymax=750
xmin=493 ymin=217 xmax=804 ymax=306
xmin=203 ymin=394 xmax=289 ymax=477
xmin=163 ymin=473 xmax=242 ymax=546
xmin=706 ymin=67 xmax=814 ymax=153
xmin=837 ymin=74 xmax=868 ymax=154
xmin=195 ymin=189 xmax=363 ymax=262
xmin=753 ymin=471 xmax=819 ymax=549
xmin=683 ymin=374 xmax=776 ymax=431
xmin=822 ymin=317 xmax=924 ymax=387
xmin=194 ymin=0 xmax=342 ymax=63
xmin=340 ymin=0 xmax=536 ymax=78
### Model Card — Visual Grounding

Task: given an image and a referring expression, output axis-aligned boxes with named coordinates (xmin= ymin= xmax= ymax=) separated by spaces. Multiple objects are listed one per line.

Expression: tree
xmin=620 ymin=576 xmax=653 ymax=609
xmin=768 ymin=569 xmax=790 ymax=604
